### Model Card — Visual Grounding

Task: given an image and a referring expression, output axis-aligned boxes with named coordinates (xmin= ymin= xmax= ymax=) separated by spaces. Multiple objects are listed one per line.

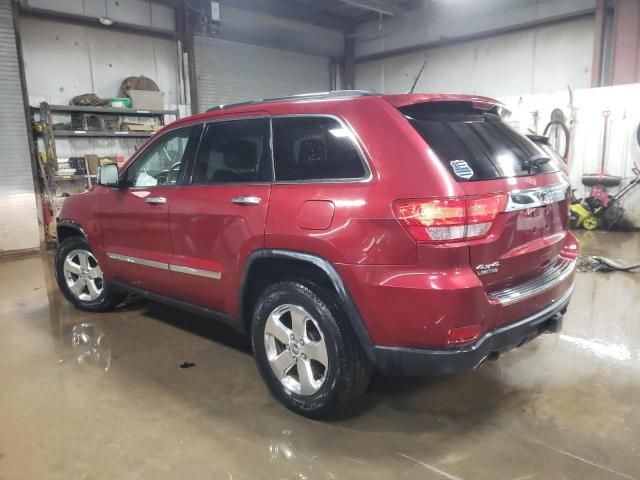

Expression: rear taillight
xmin=393 ymin=194 xmax=506 ymax=243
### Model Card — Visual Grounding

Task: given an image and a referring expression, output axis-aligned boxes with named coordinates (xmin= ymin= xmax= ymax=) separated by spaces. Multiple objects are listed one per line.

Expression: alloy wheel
xmin=264 ymin=304 xmax=329 ymax=395
xmin=63 ymin=249 xmax=104 ymax=302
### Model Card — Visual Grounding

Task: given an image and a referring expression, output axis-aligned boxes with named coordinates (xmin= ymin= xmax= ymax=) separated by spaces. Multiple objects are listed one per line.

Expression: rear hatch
xmin=400 ymin=101 xmax=570 ymax=291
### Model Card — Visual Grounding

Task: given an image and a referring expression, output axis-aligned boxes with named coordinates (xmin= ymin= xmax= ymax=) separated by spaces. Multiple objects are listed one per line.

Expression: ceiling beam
xmin=219 ymin=0 xmax=355 ymax=32
xmin=16 ymin=5 xmax=175 ymax=39
xmin=341 ymin=0 xmax=407 ymax=16
xmin=354 ymin=0 xmax=420 ymax=23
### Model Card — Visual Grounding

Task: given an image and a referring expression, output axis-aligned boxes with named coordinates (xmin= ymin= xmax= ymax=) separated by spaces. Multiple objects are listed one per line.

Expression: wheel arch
xmin=57 ymin=220 xmax=87 ymax=243
xmin=239 ymin=249 xmax=374 ymax=355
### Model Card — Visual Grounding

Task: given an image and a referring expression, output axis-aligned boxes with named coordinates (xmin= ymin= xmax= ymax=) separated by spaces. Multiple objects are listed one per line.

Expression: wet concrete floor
xmin=1 ymin=230 xmax=639 ymax=479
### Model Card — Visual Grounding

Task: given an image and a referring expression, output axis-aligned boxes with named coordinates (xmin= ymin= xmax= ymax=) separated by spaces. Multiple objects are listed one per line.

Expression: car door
xmin=168 ymin=116 xmax=272 ymax=315
xmin=98 ymin=124 xmax=202 ymax=295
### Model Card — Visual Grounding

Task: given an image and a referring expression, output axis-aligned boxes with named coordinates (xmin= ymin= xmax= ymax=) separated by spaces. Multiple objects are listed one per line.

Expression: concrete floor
xmin=0 ymin=231 xmax=639 ymax=480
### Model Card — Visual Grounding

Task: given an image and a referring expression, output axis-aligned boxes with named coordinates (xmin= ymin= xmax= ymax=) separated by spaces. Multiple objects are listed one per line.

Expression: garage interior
xmin=1 ymin=0 xmax=639 ymax=478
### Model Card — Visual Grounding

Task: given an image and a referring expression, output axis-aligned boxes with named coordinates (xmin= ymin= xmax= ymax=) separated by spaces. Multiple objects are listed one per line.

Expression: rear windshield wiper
xmin=522 ymin=154 xmax=551 ymax=173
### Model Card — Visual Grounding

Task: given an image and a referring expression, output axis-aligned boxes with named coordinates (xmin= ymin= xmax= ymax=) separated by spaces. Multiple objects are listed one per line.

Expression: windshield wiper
xmin=523 ymin=154 xmax=551 ymax=173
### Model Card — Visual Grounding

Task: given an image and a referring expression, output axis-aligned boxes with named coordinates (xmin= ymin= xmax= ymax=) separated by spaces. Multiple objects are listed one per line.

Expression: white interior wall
xmin=355 ymin=16 xmax=594 ymax=98
xmin=19 ymin=17 xmax=181 ymax=107
xmin=354 ymin=0 xmax=596 ymax=59
xmin=500 ymin=83 xmax=640 ymax=224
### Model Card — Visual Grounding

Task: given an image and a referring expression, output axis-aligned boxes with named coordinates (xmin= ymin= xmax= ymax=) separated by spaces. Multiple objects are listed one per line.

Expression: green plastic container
xmin=110 ymin=97 xmax=132 ymax=109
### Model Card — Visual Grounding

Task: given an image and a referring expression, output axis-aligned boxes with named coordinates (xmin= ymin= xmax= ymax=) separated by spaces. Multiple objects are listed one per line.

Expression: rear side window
xmin=191 ymin=118 xmax=271 ymax=184
xmin=272 ymin=116 xmax=366 ymax=181
xmin=400 ymin=102 xmax=559 ymax=181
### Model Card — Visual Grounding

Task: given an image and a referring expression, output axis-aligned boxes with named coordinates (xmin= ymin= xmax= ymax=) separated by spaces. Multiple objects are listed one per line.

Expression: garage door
xmin=194 ymin=36 xmax=331 ymax=112
xmin=0 ymin=0 xmax=40 ymax=253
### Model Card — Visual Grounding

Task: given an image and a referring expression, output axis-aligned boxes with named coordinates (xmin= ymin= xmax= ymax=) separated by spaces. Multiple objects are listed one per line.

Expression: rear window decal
xmin=450 ymin=160 xmax=474 ymax=179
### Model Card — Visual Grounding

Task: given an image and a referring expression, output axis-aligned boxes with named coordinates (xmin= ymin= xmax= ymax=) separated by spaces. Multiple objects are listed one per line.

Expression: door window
xmin=125 ymin=126 xmax=197 ymax=188
xmin=191 ymin=118 xmax=271 ymax=184
xmin=272 ymin=116 xmax=367 ymax=182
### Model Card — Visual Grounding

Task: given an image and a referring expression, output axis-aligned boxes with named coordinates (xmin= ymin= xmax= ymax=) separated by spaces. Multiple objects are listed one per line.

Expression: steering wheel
xmin=166 ymin=161 xmax=182 ymax=184
xmin=156 ymin=161 xmax=182 ymax=185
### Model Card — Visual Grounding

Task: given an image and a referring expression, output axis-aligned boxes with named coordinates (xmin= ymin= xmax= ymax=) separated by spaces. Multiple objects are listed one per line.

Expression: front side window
xmin=272 ymin=116 xmax=367 ymax=182
xmin=191 ymin=118 xmax=271 ymax=184
xmin=125 ymin=126 xmax=196 ymax=187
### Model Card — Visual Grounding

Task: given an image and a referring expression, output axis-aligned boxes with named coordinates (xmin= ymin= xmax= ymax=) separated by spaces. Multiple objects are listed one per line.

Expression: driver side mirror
xmin=96 ymin=163 xmax=120 ymax=188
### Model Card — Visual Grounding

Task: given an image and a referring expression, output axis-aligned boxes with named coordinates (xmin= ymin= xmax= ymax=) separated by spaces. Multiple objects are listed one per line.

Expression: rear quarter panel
xmin=264 ymin=96 xmax=463 ymax=266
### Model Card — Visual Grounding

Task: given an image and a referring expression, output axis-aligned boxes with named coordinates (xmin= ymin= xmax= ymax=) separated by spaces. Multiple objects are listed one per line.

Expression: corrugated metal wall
xmin=194 ymin=36 xmax=331 ymax=112
xmin=0 ymin=0 xmax=40 ymax=253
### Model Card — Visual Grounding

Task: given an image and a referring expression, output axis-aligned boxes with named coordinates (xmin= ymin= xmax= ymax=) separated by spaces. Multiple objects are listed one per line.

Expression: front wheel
xmin=583 ymin=215 xmax=601 ymax=231
xmin=55 ymin=236 xmax=125 ymax=311
xmin=251 ymin=280 xmax=372 ymax=419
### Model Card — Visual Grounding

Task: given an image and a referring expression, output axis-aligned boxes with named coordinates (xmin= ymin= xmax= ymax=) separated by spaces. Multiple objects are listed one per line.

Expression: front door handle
xmin=145 ymin=197 xmax=167 ymax=205
xmin=231 ymin=196 xmax=261 ymax=206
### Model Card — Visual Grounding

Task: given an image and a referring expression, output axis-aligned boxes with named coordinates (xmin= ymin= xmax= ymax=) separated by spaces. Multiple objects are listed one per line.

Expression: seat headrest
xmin=298 ymin=138 xmax=326 ymax=166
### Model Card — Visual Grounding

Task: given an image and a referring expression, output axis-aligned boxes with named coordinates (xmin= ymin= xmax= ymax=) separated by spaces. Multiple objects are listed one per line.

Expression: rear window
xmin=272 ymin=116 xmax=367 ymax=182
xmin=400 ymin=102 xmax=559 ymax=181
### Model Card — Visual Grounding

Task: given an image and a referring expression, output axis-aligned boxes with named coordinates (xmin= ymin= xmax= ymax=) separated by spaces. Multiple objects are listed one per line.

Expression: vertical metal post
xmin=591 ymin=0 xmax=606 ymax=87
xmin=343 ymin=36 xmax=355 ymax=90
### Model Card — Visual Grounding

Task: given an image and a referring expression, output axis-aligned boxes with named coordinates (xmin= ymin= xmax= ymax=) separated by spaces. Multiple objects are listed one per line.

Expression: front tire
xmin=251 ymin=280 xmax=372 ymax=419
xmin=55 ymin=236 xmax=125 ymax=312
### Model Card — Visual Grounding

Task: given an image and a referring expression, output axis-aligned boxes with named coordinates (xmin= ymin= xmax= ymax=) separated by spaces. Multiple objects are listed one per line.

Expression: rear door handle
xmin=145 ymin=197 xmax=167 ymax=205
xmin=231 ymin=196 xmax=261 ymax=206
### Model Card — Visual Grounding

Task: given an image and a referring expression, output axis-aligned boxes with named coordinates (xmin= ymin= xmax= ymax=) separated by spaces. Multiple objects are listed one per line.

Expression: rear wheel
xmin=251 ymin=280 xmax=372 ymax=419
xmin=55 ymin=236 xmax=125 ymax=311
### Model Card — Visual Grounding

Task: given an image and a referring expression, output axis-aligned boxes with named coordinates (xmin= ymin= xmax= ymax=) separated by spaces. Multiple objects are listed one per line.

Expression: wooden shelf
xmin=54 ymin=174 xmax=96 ymax=181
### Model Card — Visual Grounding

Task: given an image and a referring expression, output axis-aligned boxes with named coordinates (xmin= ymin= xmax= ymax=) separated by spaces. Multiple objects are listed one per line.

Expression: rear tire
xmin=251 ymin=280 xmax=372 ymax=419
xmin=55 ymin=236 xmax=125 ymax=312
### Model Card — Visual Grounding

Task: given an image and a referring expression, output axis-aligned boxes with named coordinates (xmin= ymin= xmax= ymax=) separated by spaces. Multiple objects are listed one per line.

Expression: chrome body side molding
xmin=107 ymin=252 xmax=169 ymax=271
xmin=107 ymin=253 xmax=222 ymax=280
xmin=170 ymin=264 xmax=221 ymax=280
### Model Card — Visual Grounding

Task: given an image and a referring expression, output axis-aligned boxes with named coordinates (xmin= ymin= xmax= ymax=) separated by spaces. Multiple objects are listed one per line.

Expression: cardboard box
xmin=120 ymin=122 xmax=154 ymax=132
xmin=85 ymin=155 xmax=118 ymax=175
xmin=85 ymin=154 xmax=99 ymax=175
xmin=128 ymin=90 xmax=164 ymax=110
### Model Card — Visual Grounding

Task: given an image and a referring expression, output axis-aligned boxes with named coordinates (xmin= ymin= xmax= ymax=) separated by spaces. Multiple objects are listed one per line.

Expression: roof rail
xmin=206 ymin=90 xmax=375 ymax=112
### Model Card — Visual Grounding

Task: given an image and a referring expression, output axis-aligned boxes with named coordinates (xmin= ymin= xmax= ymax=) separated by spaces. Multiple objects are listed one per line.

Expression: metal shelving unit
xmin=53 ymin=130 xmax=155 ymax=138
xmin=34 ymin=104 xmax=179 ymax=117
xmin=31 ymin=101 xmax=179 ymax=241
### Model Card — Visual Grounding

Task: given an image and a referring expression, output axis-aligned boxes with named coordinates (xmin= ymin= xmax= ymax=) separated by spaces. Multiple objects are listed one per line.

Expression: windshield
xmin=400 ymin=102 xmax=560 ymax=182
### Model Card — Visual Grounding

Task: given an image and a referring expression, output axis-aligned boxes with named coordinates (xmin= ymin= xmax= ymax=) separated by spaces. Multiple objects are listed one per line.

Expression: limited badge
xmin=450 ymin=160 xmax=474 ymax=179
xmin=475 ymin=261 xmax=500 ymax=276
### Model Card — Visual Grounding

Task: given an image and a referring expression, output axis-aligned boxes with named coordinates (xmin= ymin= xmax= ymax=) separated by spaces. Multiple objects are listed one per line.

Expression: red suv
xmin=54 ymin=91 xmax=578 ymax=418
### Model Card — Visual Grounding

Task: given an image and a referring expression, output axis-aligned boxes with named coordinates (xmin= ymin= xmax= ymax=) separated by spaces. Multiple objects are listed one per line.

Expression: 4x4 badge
xmin=450 ymin=160 xmax=474 ymax=179
xmin=475 ymin=261 xmax=500 ymax=276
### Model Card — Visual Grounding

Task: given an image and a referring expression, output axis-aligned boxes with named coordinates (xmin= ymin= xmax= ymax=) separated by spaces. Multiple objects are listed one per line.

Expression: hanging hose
xmin=543 ymin=120 xmax=570 ymax=160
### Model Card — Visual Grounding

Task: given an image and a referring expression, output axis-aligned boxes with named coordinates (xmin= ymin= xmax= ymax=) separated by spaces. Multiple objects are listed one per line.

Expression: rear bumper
xmin=366 ymin=283 xmax=574 ymax=376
